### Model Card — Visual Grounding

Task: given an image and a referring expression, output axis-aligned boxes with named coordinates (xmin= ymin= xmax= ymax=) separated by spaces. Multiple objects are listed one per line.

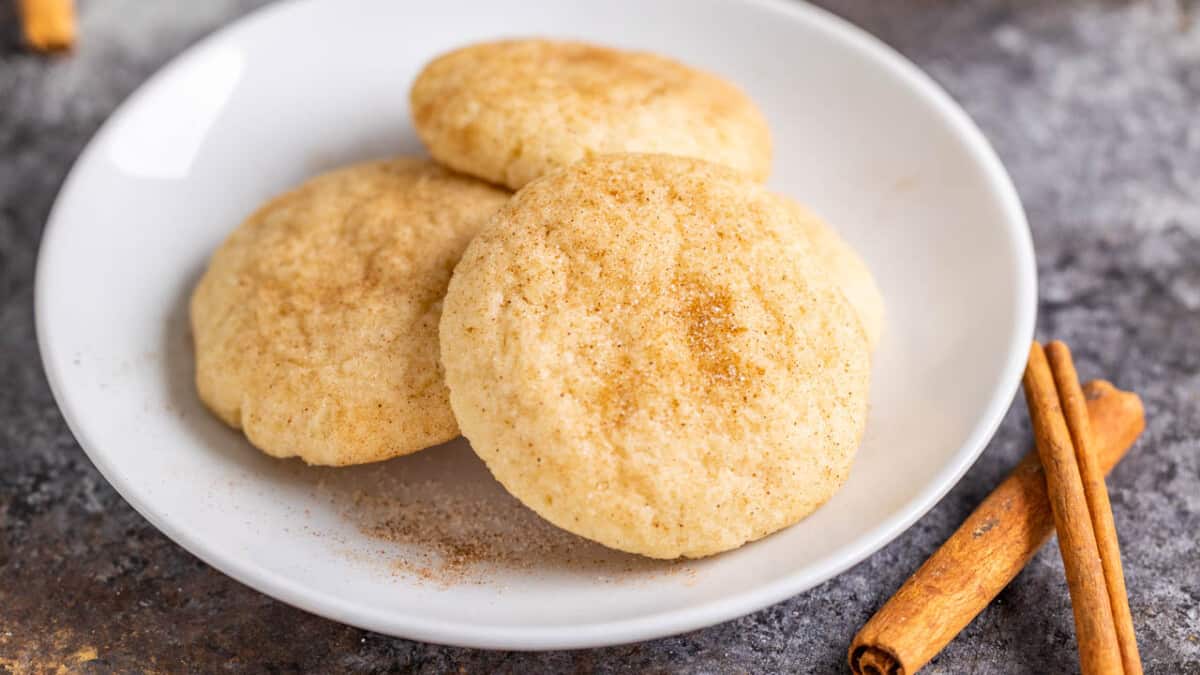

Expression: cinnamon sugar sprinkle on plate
xmin=312 ymin=443 xmax=693 ymax=587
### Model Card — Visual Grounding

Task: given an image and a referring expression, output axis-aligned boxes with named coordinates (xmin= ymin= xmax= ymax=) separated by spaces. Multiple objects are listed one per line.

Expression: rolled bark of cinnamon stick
xmin=1047 ymin=343 xmax=1142 ymax=675
xmin=1024 ymin=343 xmax=1121 ymax=674
xmin=848 ymin=380 xmax=1144 ymax=675
xmin=19 ymin=0 xmax=77 ymax=52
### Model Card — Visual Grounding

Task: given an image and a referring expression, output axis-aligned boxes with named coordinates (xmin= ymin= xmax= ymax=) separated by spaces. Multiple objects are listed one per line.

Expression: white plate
xmin=35 ymin=0 xmax=1035 ymax=650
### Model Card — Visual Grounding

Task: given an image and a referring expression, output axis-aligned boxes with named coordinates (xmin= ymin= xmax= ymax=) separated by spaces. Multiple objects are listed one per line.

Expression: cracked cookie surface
xmin=440 ymin=154 xmax=869 ymax=558
xmin=411 ymin=39 xmax=772 ymax=189
xmin=191 ymin=158 xmax=509 ymax=466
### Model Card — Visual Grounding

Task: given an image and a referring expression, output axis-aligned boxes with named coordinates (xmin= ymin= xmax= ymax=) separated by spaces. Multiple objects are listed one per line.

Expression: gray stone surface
xmin=1 ymin=0 xmax=1197 ymax=672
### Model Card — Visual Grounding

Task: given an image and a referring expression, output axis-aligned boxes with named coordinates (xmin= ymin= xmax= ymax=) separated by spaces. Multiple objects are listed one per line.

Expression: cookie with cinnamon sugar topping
xmin=440 ymin=154 xmax=869 ymax=558
xmin=191 ymin=158 xmax=509 ymax=466
xmin=411 ymin=39 xmax=772 ymax=189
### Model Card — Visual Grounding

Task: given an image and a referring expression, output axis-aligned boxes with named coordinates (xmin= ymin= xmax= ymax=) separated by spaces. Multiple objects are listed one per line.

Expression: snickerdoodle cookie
xmin=411 ymin=39 xmax=772 ymax=190
xmin=440 ymin=154 xmax=869 ymax=558
xmin=191 ymin=158 xmax=509 ymax=466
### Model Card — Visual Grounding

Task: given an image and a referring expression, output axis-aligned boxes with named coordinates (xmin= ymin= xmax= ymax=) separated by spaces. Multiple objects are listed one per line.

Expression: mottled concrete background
xmin=1 ymin=1 xmax=1197 ymax=672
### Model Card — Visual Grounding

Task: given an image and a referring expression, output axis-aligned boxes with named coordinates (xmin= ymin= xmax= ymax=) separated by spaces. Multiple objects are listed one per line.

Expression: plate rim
xmin=34 ymin=0 xmax=1037 ymax=650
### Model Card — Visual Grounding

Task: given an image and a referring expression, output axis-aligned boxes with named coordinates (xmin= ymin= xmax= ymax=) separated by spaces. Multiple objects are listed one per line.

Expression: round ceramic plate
xmin=36 ymin=0 xmax=1035 ymax=650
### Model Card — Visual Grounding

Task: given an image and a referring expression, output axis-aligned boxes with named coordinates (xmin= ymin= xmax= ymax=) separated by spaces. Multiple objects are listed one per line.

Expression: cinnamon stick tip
xmin=849 ymin=644 xmax=904 ymax=675
xmin=19 ymin=0 xmax=78 ymax=53
xmin=1044 ymin=341 xmax=1077 ymax=371
xmin=1083 ymin=379 xmax=1115 ymax=401
xmin=1082 ymin=380 xmax=1144 ymax=433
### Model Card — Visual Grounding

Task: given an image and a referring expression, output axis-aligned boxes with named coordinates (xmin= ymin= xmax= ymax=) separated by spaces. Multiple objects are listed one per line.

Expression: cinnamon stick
xmin=849 ymin=379 xmax=1144 ymax=675
xmin=1024 ymin=342 xmax=1121 ymax=674
xmin=19 ymin=0 xmax=76 ymax=52
xmin=1047 ymin=342 xmax=1142 ymax=675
